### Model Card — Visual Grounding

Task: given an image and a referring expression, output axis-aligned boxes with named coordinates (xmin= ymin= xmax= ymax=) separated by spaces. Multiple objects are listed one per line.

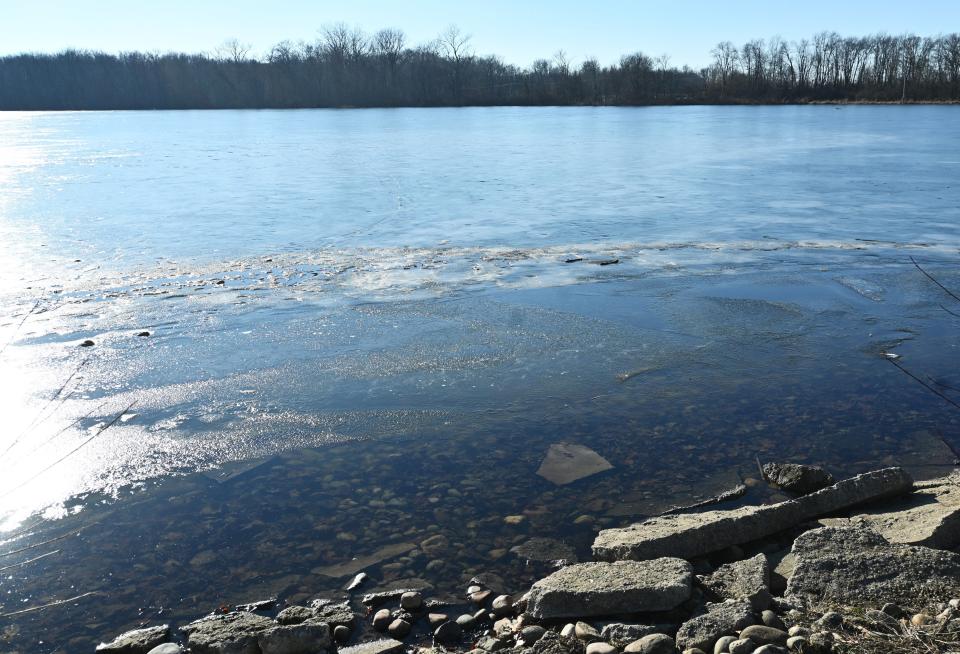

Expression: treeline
xmin=1 ymin=26 xmax=959 ymax=109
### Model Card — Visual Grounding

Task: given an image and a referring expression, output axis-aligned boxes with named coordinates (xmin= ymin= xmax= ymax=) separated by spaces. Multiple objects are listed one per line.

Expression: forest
xmin=1 ymin=26 xmax=959 ymax=109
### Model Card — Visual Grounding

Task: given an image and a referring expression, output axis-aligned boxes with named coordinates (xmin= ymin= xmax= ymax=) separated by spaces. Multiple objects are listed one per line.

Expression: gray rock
xmin=738 ymin=626 xmax=787 ymax=646
xmin=511 ymin=537 xmax=578 ymax=564
xmin=400 ymin=591 xmax=423 ymax=611
xmin=338 ymin=639 xmax=406 ymax=654
xmin=600 ymin=623 xmax=660 ymax=648
xmin=183 ymin=612 xmax=275 ymax=654
xmin=813 ymin=612 xmax=842 ymax=630
xmin=525 ymin=632 xmax=587 ymax=654
xmin=675 ymin=600 xmax=757 ymax=653
xmin=702 ymin=554 xmax=772 ymax=611
xmin=235 ymin=599 xmax=277 ymax=613
xmin=258 ymin=621 xmax=333 ymax=654
xmin=594 ymin=468 xmax=913 ymax=561
xmin=387 ymin=619 xmax=411 ymax=639
xmin=434 ymin=621 xmax=463 ymax=644
xmin=478 ymin=636 xmax=511 ymax=651
xmin=526 ymin=559 xmax=693 ymax=619
xmin=760 ymin=611 xmax=786 ymax=630
xmin=537 ymin=443 xmax=613 ymax=485
xmin=848 ymin=475 xmax=960 ymax=548
xmin=372 ymin=609 xmax=392 ymax=631
xmin=623 ymin=633 xmax=677 ymax=654
xmin=312 ymin=600 xmax=357 ymax=628
xmin=786 ymin=626 xmax=808 ymax=638
xmin=521 ymin=625 xmax=547 ymax=644
xmin=576 ymin=622 xmax=602 ymax=642
xmin=586 ymin=643 xmax=618 ymax=654
xmin=455 ymin=613 xmax=476 ymax=628
xmin=785 ymin=636 xmax=806 ymax=651
xmin=752 ymin=646 xmax=787 ymax=654
xmin=491 ymin=594 xmax=514 ymax=617
xmin=427 ymin=612 xmax=448 ymax=627
xmin=787 ymin=526 xmax=960 ymax=604
xmin=97 ymin=625 xmax=171 ymax=654
xmin=712 ymin=635 xmax=736 ymax=654
xmin=333 ymin=626 xmax=350 ymax=643
xmin=728 ymin=639 xmax=754 ymax=654
xmin=762 ymin=463 xmax=835 ymax=495
xmin=146 ymin=645 xmax=181 ymax=654
xmin=277 ymin=606 xmax=314 ymax=626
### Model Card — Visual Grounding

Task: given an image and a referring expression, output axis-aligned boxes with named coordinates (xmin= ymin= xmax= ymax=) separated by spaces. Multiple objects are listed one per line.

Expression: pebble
xmin=785 ymin=636 xmax=807 ymax=651
xmin=880 ymin=603 xmax=904 ymax=619
xmin=455 ymin=614 xmax=475 ymax=629
xmin=333 ymin=625 xmax=350 ymax=643
xmin=80 ymin=339 xmax=95 ymax=347
xmin=560 ymin=623 xmax=576 ymax=638
xmin=753 ymin=646 xmax=787 ymax=654
xmin=950 ymin=599 xmax=960 ymax=609
xmin=576 ymin=622 xmax=601 ymax=642
xmin=491 ymin=594 xmax=513 ymax=617
xmin=786 ymin=626 xmax=809 ymax=638
xmin=372 ymin=609 xmax=392 ymax=631
xmin=815 ymin=612 xmax=843 ymax=629
xmin=520 ymin=625 xmax=546 ymax=645
xmin=911 ymin=613 xmax=934 ymax=626
xmin=470 ymin=589 xmax=493 ymax=604
xmin=466 ymin=585 xmax=483 ymax=594
xmin=477 ymin=636 xmax=509 ymax=652
xmin=136 ymin=331 xmax=151 ymax=337
xmin=400 ymin=591 xmax=423 ymax=611
xmin=387 ymin=618 xmax=411 ymax=638
xmin=624 ymin=633 xmax=675 ymax=654
xmin=586 ymin=643 xmax=618 ymax=654
xmin=728 ymin=638 xmax=755 ymax=654
xmin=503 ymin=515 xmax=526 ymax=525
xmin=427 ymin=613 xmax=448 ymax=627
xmin=146 ymin=646 xmax=181 ymax=654
xmin=738 ymin=625 xmax=788 ymax=646
xmin=761 ymin=610 xmax=786 ymax=630
xmin=434 ymin=621 xmax=463 ymax=644
xmin=713 ymin=636 xmax=736 ymax=654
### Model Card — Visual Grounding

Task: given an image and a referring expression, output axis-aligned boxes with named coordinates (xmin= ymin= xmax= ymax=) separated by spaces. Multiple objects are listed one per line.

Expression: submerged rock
xmin=537 ymin=443 xmax=613 ymax=485
xmin=525 ymin=559 xmax=693 ymax=619
xmin=96 ymin=625 xmax=170 ymax=654
xmin=593 ymin=468 xmax=912 ymax=561
xmin=599 ymin=623 xmax=661 ymax=648
xmin=258 ymin=621 xmax=332 ymax=654
xmin=675 ymin=600 xmax=757 ymax=653
xmin=510 ymin=537 xmax=578 ymax=564
xmin=701 ymin=553 xmax=772 ymax=611
xmin=761 ymin=463 xmax=835 ymax=495
xmin=786 ymin=525 xmax=960 ymax=605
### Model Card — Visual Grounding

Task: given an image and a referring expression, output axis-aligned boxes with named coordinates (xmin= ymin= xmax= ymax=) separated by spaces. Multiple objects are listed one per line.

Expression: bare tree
xmin=437 ymin=25 xmax=472 ymax=101
xmin=216 ymin=38 xmax=252 ymax=63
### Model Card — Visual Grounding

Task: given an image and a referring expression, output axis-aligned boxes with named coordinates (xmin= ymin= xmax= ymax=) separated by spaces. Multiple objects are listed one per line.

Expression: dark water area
xmin=0 ymin=106 xmax=959 ymax=652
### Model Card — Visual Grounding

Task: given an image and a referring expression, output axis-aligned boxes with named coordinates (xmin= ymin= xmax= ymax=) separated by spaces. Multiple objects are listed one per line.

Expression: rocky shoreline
xmin=96 ymin=465 xmax=960 ymax=654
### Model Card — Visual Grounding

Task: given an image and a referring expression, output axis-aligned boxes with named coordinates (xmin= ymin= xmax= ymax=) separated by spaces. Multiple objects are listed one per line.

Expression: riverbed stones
xmin=738 ymin=625 xmax=788 ymax=646
xmin=433 ymin=620 xmax=463 ymax=644
xmin=701 ymin=554 xmax=771 ymax=611
xmin=372 ymin=609 xmax=392 ymax=631
xmin=96 ymin=624 xmax=170 ymax=653
xmin=526 ymin=559 xmax=693 ymax=619
xmin=400 ymin=591 xmax=423 ymax=610
xmin=520 ymin=625 xmax=547 ymax=644
xmin=387 ymin=618 xmax=411 ymax=638
xmin=491 ymin=594 xmax=514 ymax=616
xmin=536 ymin=443 xmax=613 ymax=485
xmin=523 ymin=632 xmax=586 ymax=654
xmin=847 ymin=475 xmax=960 ymax=548
xmin=600 ymin=623 xmax=660 ymax=648
xmin=182 ymin=612 xmax=275 ymax=654
xmin=786 ymin=526 xmax=960 ymax=604
xmin=339 ymin=639 xmax=405 ymax=654
xmin=593 ymin=468 xmax=913 ymax=561
xmin=575 ymin=622 xmax=602 ymax=642
xmin=311 ymin=600 xmax=357 ymax=628
xmin=712 ymin=636 xmax=736 ymax=654
xmin=585 ymin=642 xmax=618 ymax=654
xmin=761 ymin=463 xmax=835 ymax=495
xmin=675 ymin=600 xmax=757 ymax=653
xmin=623 ymin=633 xmax=676 ymax=654
xmin=727 ymin=640 xmax=754 ymax=654
xmin=146 ymin=645 xmax=181 ymax=654
xmin=258 ymin=621 xmax=333 ymax=654
xmin=511 ymin=537 xmax=578 ymax=564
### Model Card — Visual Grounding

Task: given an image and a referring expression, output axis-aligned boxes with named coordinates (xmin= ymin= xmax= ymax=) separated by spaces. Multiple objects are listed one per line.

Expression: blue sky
xmin=2 ymin=0 xmax=958 ymax=69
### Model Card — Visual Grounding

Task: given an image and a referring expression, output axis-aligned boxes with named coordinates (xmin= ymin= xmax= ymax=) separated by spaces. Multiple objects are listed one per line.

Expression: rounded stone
xmin=586 ymin=643 xmax=618 ymax=654
xmin=388 ymin=618 xmax=411 ymax=639
xmin=786 ymin=626 xmax=809 ymax=638
xmin=521 ymin=625 xmax=546 ymax=644
xmin=753 ymin=646 xmax=788 ymax=654
xmin=683 ymin=650 xmax=707 ymax=654
xmin=576 ymin=622 xmax=602 ymax=642
xmin=400 ymin=591 xmax=423 ymax=611
xmin=911 ymin=613 xmax=934 ymax=626
xmin=728 ymin=638 xmax=755 ymax=654
xmin=713 ymin=635 xmax=736 ymax=654
xmin=491 ymin=594 xmax=514 ymax=617
xmin=427 ymin=613 xmax=448 ymax=627
xmin=738 ymin=625 xmax=788 ymax=646
xmin=147 ymin=646 xmax=181 ymax=654
xmin=561 ymin=623 xmax=577 ymax=638
xmin=455 ymin=613 xmax=476 ymax=629
xmin=434 ymin=621 xmax=463 ymax=644
xmin=786 ymin=636 xmax=807 ymax=651
xmin=816 ymin=612 xmax=843 ymax=629
xmin=333 ymin=625 xmax=350 ymax=643
xmin=372 ymin=609 xmax=392 ymax=631
xmin=624 ymin=633 xmax=676 ymax=654
xmin=761 ymin=610 xmax=786 ymax=631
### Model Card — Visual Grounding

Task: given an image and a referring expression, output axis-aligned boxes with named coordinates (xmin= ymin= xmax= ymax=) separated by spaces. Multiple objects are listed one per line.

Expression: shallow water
xmin=0 ymin=106 xmax=959 ymax=652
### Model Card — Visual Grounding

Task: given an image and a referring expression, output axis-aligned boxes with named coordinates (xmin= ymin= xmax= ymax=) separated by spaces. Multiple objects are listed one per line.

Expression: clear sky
xmin=2 ymin=0 xmax=958 ymax=69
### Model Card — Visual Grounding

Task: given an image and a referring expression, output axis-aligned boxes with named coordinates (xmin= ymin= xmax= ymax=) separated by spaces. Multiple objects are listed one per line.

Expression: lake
xmin=0 ymin=106 xmax=959 ymax=652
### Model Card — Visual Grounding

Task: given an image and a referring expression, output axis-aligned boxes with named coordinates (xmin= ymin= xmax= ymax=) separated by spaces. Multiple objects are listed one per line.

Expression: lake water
xmin=1 ymin=106 xmax=959 ymax=652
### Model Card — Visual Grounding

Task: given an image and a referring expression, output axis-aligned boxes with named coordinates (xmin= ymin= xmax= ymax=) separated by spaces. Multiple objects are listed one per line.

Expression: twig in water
xmin=887 ymin=357 xmax=960 ymax=412
xmin=940 ymin=303 xmax=960 ymax=318
xmin=911 ymin=256 xmax=960 ymax=304
xmin=0 ymin=292 xmax=45 ymax=358
xmin=0 ymin=401 xmax=135 ymax=500
xmin=0 ymin=549 xmax=60 ymax=572
xmin=0 ymin=591 xmax=100 ymax=618
xmin=0 ymin=526 xmax=88 ymax=559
